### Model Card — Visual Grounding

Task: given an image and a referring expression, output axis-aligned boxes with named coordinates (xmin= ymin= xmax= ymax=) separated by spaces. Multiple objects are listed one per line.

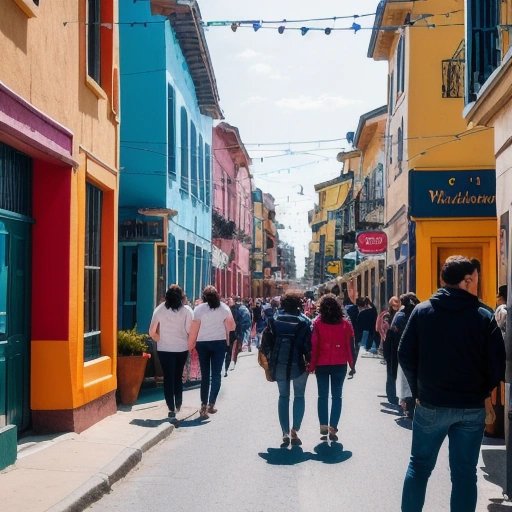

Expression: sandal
xmin=199 ymin=405 xmax=209 ymax=419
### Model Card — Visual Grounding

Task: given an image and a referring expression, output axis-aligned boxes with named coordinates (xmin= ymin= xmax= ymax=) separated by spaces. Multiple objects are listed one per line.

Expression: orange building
xmin=0 ymin=0 xmax=119 ymax=457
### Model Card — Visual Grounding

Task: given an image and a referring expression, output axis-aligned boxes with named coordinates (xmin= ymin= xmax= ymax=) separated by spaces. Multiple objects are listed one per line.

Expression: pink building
xmin=212 ymin=123 xmax=253 ymax=298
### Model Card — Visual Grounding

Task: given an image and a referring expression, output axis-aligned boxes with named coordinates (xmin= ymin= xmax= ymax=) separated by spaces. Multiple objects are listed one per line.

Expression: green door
xmin=0 ymin=217 xmax=31 ymax=431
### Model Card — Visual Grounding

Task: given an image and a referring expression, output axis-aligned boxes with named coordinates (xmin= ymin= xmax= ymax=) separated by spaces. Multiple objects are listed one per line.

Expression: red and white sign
xmin=356 ymin=231 xmax=387 ymax=255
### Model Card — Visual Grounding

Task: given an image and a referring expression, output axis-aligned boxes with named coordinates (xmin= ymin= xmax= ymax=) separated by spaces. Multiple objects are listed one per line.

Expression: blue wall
xmin=119 ymin=1 xmax=213 ymax=330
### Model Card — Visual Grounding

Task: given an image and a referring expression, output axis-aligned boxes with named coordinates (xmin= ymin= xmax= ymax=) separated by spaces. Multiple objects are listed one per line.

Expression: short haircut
xmin=318 ymin=293 xmax=343 ymax=324
xmin=356 ymin=297 xmax=366 ymax=307
xmin=165 ymin=284 xmax=184 ymax=311
xmin=441 ymin=255 xmax=476 ymax=286
xmin=280 ymin=289 xmax=304 ymax=314
xmin=202 ymin=285 xmax=221 ymax=309
xmin=498 ymin=285 xmax=508 ymax=300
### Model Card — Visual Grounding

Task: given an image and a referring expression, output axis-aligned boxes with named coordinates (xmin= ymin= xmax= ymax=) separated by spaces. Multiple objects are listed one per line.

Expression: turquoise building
xmin=119 ymin=0 xmax=222 ymax=331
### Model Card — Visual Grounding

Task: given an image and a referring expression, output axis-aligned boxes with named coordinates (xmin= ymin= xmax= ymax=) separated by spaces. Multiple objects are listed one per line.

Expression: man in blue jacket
xmin=398 ymin=255 xmax=505 ymax=512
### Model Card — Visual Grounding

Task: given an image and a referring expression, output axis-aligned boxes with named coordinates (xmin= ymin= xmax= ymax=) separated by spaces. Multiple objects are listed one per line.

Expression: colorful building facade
xmin=212 ymin=123 xmax=253 ymax=298
xmin=118 ymin=0 xmax=221 ymax=333
xmin=0 ymin=0 xmax=120 ymax=456
xmin=368 ymin=0 xmax=497 ymax=305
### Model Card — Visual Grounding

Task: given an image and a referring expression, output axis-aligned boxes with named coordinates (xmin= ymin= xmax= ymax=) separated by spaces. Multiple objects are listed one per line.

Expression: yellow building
xmin=369 ymin=0 xmax=497 ymax=305
xmin=308 ymin=174 xmax=352 ymax=285
xmin=336 ymin=106 xmax=387 ymax=308
xmin=463 ymin=1 xmax=512 ymax=299
xmin=0 ymin=0 xmax=119 ymax=455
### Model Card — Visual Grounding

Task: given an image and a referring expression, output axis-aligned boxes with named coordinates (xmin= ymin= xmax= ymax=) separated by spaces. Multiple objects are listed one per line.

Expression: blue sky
xmin=200 ymin=0 xmax=387 ymax=277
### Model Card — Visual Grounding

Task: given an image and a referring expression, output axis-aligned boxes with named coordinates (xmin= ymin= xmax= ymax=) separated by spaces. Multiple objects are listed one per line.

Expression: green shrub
xmin=117 ymin=328 xmax=149 ymax=356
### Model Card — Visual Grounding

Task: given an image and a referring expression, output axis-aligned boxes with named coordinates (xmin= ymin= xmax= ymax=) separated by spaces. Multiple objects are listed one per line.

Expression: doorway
xmin=0 ymin=217 xmax=31 ymax=431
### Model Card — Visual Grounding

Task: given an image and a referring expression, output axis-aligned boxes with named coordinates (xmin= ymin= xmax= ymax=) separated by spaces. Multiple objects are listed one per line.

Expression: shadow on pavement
xmin=487 ymin=498 xmax=512 ymax=511
xmin=481 ymin=448 xmax=506 ymax=490
xmin=395 ymin=417 xmax=412 ymax=430
xmin=175 ymin=418 xmax=210 ymax=428
xmin=380 ymin=408 xmax=402 ymax=416
xmin=130 ymin=418 xmax=171 ymax=428
xmin=312 ymin=442 xmax=352 ymax=464
xmin=258 ymin=446 xmax=313 ymax=465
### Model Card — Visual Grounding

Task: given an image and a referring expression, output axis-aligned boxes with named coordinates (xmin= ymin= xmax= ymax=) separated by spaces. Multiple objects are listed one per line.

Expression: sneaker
xmin=168 ymin=411 xmax=176 ymax=419
xmin=224 ymin=372 xmax=228 ymax=377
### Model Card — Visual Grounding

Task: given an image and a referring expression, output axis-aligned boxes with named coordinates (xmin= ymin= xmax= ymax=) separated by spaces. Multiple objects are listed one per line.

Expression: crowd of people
xmin=148 ymin=254 xmax=508 ymax=512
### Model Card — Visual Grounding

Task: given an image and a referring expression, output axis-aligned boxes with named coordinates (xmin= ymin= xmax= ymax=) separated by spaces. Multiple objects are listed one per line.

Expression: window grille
xmin=84 ymin=182 xmax=102 ymax=361
xmin=0 ymin=142 xmax=32 ymax=217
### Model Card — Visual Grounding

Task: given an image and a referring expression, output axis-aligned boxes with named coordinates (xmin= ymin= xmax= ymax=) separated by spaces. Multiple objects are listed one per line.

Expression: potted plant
xmin=117 ymin=328 xmax=152 ymax=405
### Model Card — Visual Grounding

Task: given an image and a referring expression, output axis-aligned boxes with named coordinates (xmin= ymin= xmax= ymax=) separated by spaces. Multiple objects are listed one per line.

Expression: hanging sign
xmin=356 ymin=231 xmax=387 ymax=254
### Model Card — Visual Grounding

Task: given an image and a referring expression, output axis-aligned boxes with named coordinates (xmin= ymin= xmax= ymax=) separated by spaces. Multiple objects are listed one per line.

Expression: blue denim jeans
xmin=402 ymin=403 xmax=486 ymax=512
xmin=315 ymin=364 xmax=347 ymax=429
xmin=276 ymin=372 xmax=308 ymax=434
xmin=196 ymin=340 xmax=227 ymax=405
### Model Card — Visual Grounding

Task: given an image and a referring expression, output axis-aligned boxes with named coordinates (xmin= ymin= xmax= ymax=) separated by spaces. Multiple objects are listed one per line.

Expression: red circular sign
xmin=356 ymin=231 xmax=387 ymax=254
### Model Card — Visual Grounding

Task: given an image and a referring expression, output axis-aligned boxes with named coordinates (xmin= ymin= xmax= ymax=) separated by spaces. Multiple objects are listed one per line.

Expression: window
xmin=168 ymin=235 xmax=177 ymax=285
xmin=466 ymin=0 xmax=500 ymax=103
xmin=388 ymin=72 xmax=394 ymax=113
xmin=198 ymin=135 xmax=205 ymax=202
xmin=195 ymin=246 xmax=202 ymax=300
xmin=397 ymin=118 xmax=404 ymax=174
xmin=190 ymin=122 xmax=198 ymax=197
xmin=167 ymin=84 xmax=176 ymax=181
xmin=186 ymin=242 xmax=195 ymax=299
xmin=121 ymin=246 xmax=137 ymax=330
xmin=177 ymin=239 xmax=185 ymax=288
xmin=180 ymin=107 xmax=189 ymax=193
xmin=396 ymin=36 xmax=405 ymax=96
xmin=87 ymin=0 xmax=101 ymax=84
xmin=84 ymin=183 xmax=102 ymax=361
xmin=205 ymin=143 xmax=211 ymax=206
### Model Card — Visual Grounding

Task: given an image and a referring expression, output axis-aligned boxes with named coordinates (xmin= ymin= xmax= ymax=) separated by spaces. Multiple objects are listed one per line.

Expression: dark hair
xmin=356 ymin=297 xmax=366 ymax=308
xmin=330 ymin=284 xmax=340 ymax=296
xmin=400 ymin=292 xmax=420 ymax=315
xmin=165 ymin=284 xmax=184 ymax=311
xmin=441 ymin=255 xmax=476 ymax=286
xmin=281 ymin=289 xmax=303 ymax=314
xmin=202 ymin=285 xmax=221 ymax=309
xmin=498 ymin=285 xmax=508 ymax=300
xmin=318 ymin=294 xmax=343 ymax=324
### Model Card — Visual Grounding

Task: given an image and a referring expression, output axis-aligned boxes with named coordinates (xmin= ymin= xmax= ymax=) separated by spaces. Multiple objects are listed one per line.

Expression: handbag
xmin=257 ymin=349 xmax=274 ymax=382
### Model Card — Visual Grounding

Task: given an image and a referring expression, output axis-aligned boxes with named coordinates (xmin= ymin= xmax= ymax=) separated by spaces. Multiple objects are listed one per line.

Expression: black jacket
xmin=398 ymin=288 xmax=505 ymax=408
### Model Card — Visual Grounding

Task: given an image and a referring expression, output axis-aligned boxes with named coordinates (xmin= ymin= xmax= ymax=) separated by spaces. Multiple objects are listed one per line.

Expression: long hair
xmin=318 ymin=293 xmax=343 ymax=324
xmin=202 ymin=285 xmax=221 ymax=309
xmin=165 ymin=284 xmax=184 ymax=311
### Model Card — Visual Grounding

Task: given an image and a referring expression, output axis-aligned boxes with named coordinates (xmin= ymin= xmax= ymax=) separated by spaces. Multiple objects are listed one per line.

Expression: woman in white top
xmin=189 ymin=285 xmax=236 ymax=419
xmin=149 ymin=285 xmax=193 ymax=419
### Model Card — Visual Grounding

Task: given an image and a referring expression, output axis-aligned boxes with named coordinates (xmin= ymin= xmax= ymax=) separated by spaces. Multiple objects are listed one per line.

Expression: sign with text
xmin=409 ymin=170 xmax=496 ymax=218
xmin=356 ymin=231 xmax=387 ymax=254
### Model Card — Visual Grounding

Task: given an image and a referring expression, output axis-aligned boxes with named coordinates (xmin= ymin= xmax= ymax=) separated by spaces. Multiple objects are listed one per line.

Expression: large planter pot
xmin=117 ymin=355 xmax=149 ymax=405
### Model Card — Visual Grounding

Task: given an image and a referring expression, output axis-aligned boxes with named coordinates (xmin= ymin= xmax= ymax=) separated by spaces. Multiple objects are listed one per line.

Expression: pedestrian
xmin=148 ymin=284 xmax=193 ymax=419
xmin=495 ymin=284 xmax=508 ymax=337
xmin=188 ymin=286 xmax=236 ymax=419
xmin=252 ymin=299 xmax=266 ymax=349
xmin=230 ymin=296 xmax=252 ymax=358
xmin=376 ymin=296 xmax=400 ymax=355
xmin=309 ymin=293 xmax=355 ymax=441
xmin=260 ymin=290 xmax=312 ymax=446
xmin=399 ymin=255 xmax=505 ymax=512
xmin=383 ymin=293 xmax=419 ymax=407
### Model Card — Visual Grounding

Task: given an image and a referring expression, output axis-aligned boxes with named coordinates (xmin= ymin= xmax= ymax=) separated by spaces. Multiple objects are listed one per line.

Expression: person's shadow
xmin=311 ymin=441 xmax=352 ymax=464
xmin=258 ymin=445 xmax=313 ymax=465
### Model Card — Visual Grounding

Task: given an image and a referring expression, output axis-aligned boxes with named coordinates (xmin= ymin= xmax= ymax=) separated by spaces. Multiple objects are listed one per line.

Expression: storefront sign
xmin=409 ymin=170 xmax=496 ymax=218
xmin=356 ymin=231 xmax=387 ymax=254
xmin=119 ymin=217 xmax=164 ymax=242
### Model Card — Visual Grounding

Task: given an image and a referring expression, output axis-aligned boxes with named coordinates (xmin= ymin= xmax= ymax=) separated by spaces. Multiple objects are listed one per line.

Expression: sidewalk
xmin=1 ymin=387 xmax=190 ymax=512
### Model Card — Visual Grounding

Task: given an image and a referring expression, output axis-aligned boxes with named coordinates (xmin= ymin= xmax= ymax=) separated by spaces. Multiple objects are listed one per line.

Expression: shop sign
xmin=409 ymin=170 xmax=496 ymax=218
xmin=356 ymin=231 xmax=387 ymax=254
xmin=119 ymin=217 xmax=164 ymax=242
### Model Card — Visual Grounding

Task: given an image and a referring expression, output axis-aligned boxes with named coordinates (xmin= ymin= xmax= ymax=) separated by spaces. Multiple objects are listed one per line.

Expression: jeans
xmin=196 ymin=340 xmax=227 ymax=405
xmin=386 ymin=360 xmax=399 ymax=405
xmin=157 ymin=350 xmax=189 ymax=412
xmin=315 ymin=364 xmax=347 ymax=429
xmin=276 ymin=371 xmax=308 ymax=434
xmin=402 ymin=403 xmax=486 ymax=512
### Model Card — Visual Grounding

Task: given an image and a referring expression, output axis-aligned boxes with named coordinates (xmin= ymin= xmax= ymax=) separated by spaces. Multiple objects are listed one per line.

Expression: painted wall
xmin=0 ymin=0 xmax=120 ymax=428
xmin=120 ymin=0 xmax=213 ymax=328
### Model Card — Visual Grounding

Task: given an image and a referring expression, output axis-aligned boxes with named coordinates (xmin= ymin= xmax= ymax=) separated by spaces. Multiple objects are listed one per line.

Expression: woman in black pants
xmin=149 ymin=285 xmax=193 ymax=419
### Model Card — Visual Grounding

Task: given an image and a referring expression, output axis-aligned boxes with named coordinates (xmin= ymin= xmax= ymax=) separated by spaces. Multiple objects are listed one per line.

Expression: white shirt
xmin=194 ymin=302 xmax=232 ymax=342
xmin=150 ymin=303 xmax=193 ymax=352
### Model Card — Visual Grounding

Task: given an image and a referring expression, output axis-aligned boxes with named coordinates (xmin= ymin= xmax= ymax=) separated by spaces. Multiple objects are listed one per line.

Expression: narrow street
xmin=88 ymin=351 xmax=503 ymax=511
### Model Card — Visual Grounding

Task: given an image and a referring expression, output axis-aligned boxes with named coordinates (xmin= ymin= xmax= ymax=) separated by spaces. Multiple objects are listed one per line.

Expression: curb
xmin=47 ymin=422 xmax=174 ymax=512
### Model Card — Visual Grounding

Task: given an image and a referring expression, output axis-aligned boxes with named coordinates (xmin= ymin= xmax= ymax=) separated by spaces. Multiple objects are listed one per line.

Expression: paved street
xmin=86 ymin=351 xmax=506 ymax=511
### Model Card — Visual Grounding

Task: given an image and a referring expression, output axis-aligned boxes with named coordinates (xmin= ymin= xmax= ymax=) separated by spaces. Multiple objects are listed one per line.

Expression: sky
xmin=200 ymin=1 xmax=388 ymax=277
